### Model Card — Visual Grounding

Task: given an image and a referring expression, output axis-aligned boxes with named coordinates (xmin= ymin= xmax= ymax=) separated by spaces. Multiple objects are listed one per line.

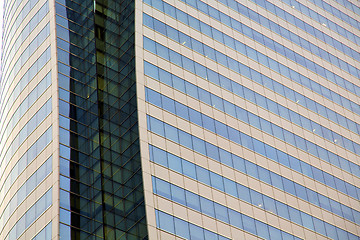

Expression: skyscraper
xmin=0 ymin=0 xmax=359 ymax=238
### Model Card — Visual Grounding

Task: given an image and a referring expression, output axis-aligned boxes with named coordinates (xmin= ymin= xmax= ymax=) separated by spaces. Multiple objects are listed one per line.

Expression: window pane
xmin=175 ymin=218 xmax=190 ymax=239
xmin=158 ymin=211 xmax=175 ymax=233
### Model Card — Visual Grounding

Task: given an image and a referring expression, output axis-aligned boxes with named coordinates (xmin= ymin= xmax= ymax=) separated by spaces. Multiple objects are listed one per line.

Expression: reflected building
xmin=1 ymin=0 xmax=360 ymax=239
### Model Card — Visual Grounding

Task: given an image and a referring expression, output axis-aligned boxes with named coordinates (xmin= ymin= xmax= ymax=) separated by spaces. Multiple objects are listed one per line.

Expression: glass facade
xmin=1 ymin=0 xmax=359 ymax=239
xmin=0 ymin=0 xmax=54 ymax=238
xmin=56 ymin=0 xmax=147 ymax=238
xmin=141 ymin=0 xmax=360 ymax=238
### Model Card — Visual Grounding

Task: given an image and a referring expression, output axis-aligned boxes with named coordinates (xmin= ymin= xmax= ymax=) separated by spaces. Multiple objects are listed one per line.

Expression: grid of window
xmin=143 ymin=4 xmax=360 ymax=137
xmin=143 ymin=33 xmax=360 ymax=141
xmin=2 ymin=23 xmax=50 ymax=95
xmin=306 ymin=0 xmax=360 ymax=29
xmin=144 ymin=62 xmax=360 ymax=194
xmin=0 ymin=156 xmax=52 ymax=233
xmin=143 ymin=38 xmax=360 ymax=178
xmin=180 ymin=0 xmax=360 ymax=85
xmin=0 ymin=2 xmax=53 ymax=229
xmin=247 ymin=0 xmax=360 ymax=62
xmin=0 ymin=72 xmax=51 ymax=154
xmin=145 ymin=0 xmax=360 ymax=99
xmin=4 ymin=188 xmax=52 ymax=240
xmin=0 ymin=47 xmax=51 ymax=130
xmin=1 ymin=1 xmax=49 ymax=93
xmin=2 ymin=0 xmax=41 ymax=71
xmin=153 ymin=177 xmax=301 ymax=239
xmin=142 ymin=0 xmax=360 ymax=235
xmin=146 ymin=87 xmax=360 ymax=201
xmin=56 ymin=0 xmax=148 ymax=238
xmin=32 ymin=222 xmax=52 ymax=240
xmin=56 ymin=0 xmax=106 ymax=238
xmin=4 ymin=0 xmax=38 ymax=27
xmin=3 ymin=0 xmax=47 ymax=59
xmin=147 ymin=117 xmax=360 ymax=226
xmin=0 ymin=126 xmax=52 ymax=209
xmin=142 ymin=38 xmax=360 ymax=151
xmin=1 ymin=0 xmax=358 ymax=239
xmin=155 ymin=209 xmax=230 ymax=240
xmin=4 ymin=0 xmax=35 ymax=26
xmin=149 ymin=145 xmax=358 ymax=239
xmin=333 ymin=0 xmax=360 ymax=16
xmin=143 ymin=1 xmax=360 ymax=118
xmin=144 ymin=50 xmax=360 ymax=169
xmin=0 ymin=98 xmax=52 ymax=178
xmin=282 ymin=0 xmax=360 ymax=35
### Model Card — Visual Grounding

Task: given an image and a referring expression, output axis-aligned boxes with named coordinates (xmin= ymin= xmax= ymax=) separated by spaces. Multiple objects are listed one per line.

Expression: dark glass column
xmin=56 ymin=0 xmax=147 ymax=238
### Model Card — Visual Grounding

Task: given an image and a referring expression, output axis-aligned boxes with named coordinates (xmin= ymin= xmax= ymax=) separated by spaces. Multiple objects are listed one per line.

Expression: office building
xmin=0 ymin=0 xmax=359 ymax=238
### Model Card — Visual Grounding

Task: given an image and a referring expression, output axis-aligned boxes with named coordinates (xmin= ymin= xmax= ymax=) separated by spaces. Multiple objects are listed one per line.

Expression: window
xmin=200 ymin=197 xmax=215 ymax=218
xmin=186 ymin=191 xmax=200 ymax=211
xmin=174 ymin=218 xmax=190 ymax=239
xmin=242 ymin=214 xmax=256 ymax=235
xmin=182 ymin=160 xmax=196 ymax=179
xmin=158 ymin=211 xmax=175 ymax=233
xmin=214 ymin=203 xmax=229 ymax=222
xmin=210 ymin=172 xmax=224 ymax=191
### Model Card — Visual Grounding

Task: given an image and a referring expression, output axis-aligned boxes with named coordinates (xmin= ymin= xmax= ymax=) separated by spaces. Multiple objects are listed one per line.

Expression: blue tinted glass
xmin=182 ymin=160 xmax=196 ymax=179
xmin=189 ymin=108 xmax=203 ymax=126
xmin=253 ymin=139 xmax=266 ymax=156
xmin=198 ymin=88 xmax=212 ymax=105
xmin=268 ymin=226 xmax=282 ymax=239
xmin=245 ymin=161 xmax=258 ymax=179
xmin=289 ymin=207 xmax=302 ymax=225
xmin=237 ymin=184 xmax=251 ymax=203
xmin=193 ymin=137 xmax=206 ymax=155
xmin=301 ymin=212 xmax=314 ymax=230
xmin=283 ymin=178 xmax=296 ymax=195
xmin=179 ymin=130 xmax=192 ymax=148
xmin=232 ymin=155 xmax=245 ymax=173
xmin=189 ymin=224 xmax=203 ymax=240
xmin=242 ymin=214 xmax=256 ymax=235
xmin=168 ymin=154 xmax=182 ymax=173
xmin=152 ymin=146 xmax=167 ymax=166
xmin=60 ymin=224 xmax=71 ymax=239
xmin=276 ymin=201 xmax=290 ymax=219
xmin=263 ymin=195 xmax=276 ymax=214
xmin=219 ymin=149 xmax=233 ymax=167
xmin=228 ymin=209 xmax=242 ymax=228
xmin=158 ymin=211 xmax=175 ymax=233
xmin=162 ymin=95 xmax=175 ymax=113
xmin=224 ymin=178 xmax=237 ymax=197
xmin=165 ymin=123 xmax=179 ymax=143
xmin=200 ymin=197 xmax=215 ymax=217
xmin=175 ymin=102 xmax=189 ymax=119
xmin=202 ymin=115 xmax=216 ymax=132
xmin=294 ymin=184 xmax=307 ymax=201
xmin=204 ymin=230 xmax=218 ymax=240
xmin=255 ymin=220 xmax=270 ymax=240
xmin=186 ymin=191 xmax=201 ymax=211
xmin=206 ymin=142 xmax=220 ymax=161
xmin=313 ymin=218 xmax=327 ymax=236
xmin=210 ymin=172 xmax=224 ymax=191
xmin=171 ymin=185 xmax=186 ymax=206
xmin=215 ymin=121 xmax=228 ymax=138
xmin=250 ymin=189 xmax=263 ymax=208
xmin=214 ymin=203 xmax=229 ymax=222
xmin=174 ymin=218 xmax=190 ymax=239
xmin=149 ymin=116 xmax=164 ymax=135
xmin=196 ymin=165 xmax=211 ymax=185
xmin=156 ymin=178 xmax=171 ymax=199
xmin=319 ymin=194 xmax=331 ymax=210
xmin=258 ymin=167 xmax=271 ymax=185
